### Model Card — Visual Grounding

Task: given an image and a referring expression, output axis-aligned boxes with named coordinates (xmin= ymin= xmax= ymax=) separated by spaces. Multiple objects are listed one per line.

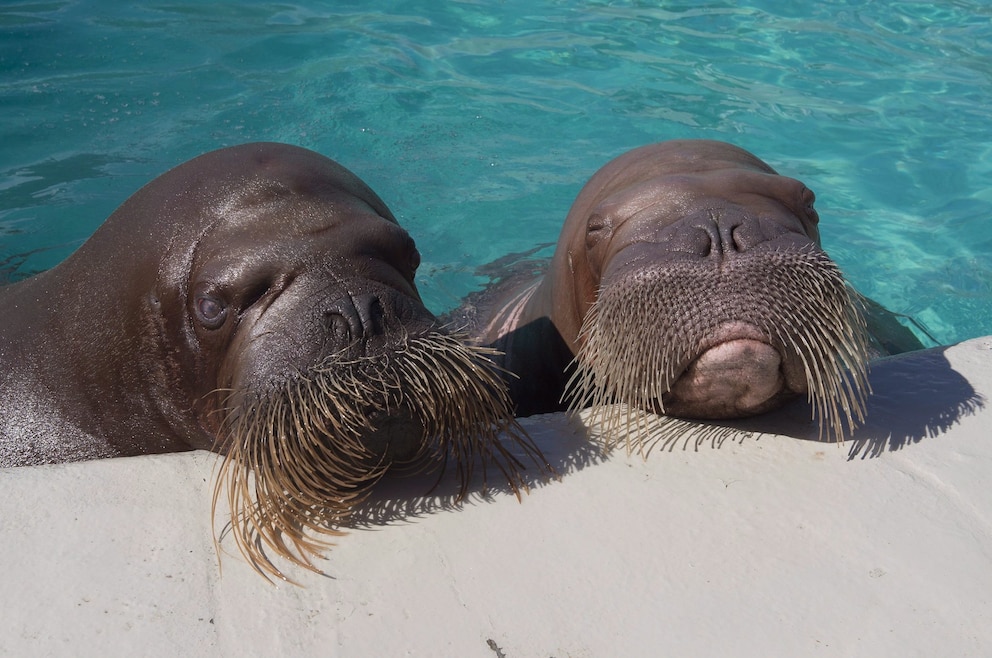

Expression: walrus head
xmin=137 ymin=143 xmax=541 ymax=580
xmin=551 ymin=140 xmax=870 ymax=443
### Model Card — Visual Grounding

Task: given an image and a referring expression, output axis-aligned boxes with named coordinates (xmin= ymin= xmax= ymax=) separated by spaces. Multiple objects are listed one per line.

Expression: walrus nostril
xmin=322 ymin=295 xmax=364 ymax=352
xmin=673 ymin=212 xmax=733 ymax=258
xmin=726 ymin=221 xmax=748 ymax=253
xmin=666 ymin=208 xmax=775 ymax=259
xmin=322 ymin=293 xmax=393 ymax=354
xmin=669 ymin=223 xmax=716 ymax=257
xmin=704 ymin=212 xmax=754 ymax=255
xmin=353 ymin=293 xmax=386 ymax=337
xmin=324 ymin=311 xmax=353 ymax=346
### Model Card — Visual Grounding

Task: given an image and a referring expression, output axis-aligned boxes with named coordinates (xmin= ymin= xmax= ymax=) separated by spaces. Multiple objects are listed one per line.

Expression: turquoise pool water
xmin=1 ymin=1 xmax=990 ymax=345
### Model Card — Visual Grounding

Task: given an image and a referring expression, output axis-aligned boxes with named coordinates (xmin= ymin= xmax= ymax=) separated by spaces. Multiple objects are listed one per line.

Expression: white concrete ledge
xmin=3 ymin=336 xmax=991 ymax=656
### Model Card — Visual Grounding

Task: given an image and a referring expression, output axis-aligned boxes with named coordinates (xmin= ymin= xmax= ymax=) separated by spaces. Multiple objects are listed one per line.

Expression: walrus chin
xmin=211 ymin=331 xmax=543 ymax=583
xmin=566 ymin=245 xmax=872 ymax=448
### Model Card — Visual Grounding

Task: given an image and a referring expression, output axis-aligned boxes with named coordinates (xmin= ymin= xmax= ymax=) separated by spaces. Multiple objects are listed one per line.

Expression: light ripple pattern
xmin=0 ymin=0 xmax=990 ymax=343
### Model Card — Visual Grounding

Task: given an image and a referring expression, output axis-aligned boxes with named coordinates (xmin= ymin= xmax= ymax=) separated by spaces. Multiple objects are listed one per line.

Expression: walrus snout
xmin=569 ymin=246 xmax=871 ymax=438
xmin=320 ymin=288 xmax=437 ymax=359
xmin=358 ymin=407 xmax=427 ymax=464
xmin=661 ymin=322 xmax=808 ymax=419
xmin=662 ymin=207 xmax=774 ymax=257
xmin=217 ymin=328 xmax=545 ymax=580
xmin=323 ymin=292 xmax=389 ymax=347
xmin=223 ymin=281 xmax=437 ymax=395
xmin=324 ymin=295 xmax=373 ymax=346
xmin=613 ymin=205 xmax=816 ymax=272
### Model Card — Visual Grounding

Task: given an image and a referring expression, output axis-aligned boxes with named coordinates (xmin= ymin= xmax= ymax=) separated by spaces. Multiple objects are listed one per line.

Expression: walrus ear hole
xmin=194 ymin=293 xmax=228 ymax=330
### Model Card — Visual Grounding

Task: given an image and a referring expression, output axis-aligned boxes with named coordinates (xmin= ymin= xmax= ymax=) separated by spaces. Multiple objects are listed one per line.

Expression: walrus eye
xmin=586 ymin=213 xmax=612 ymax=250
xmin=801 ymin=187 xmax=819 ymax=221
xmin=409 ymin=247 xmax=421 ymax=277
xmin=195 ymin=293 xmax=228 ymax=329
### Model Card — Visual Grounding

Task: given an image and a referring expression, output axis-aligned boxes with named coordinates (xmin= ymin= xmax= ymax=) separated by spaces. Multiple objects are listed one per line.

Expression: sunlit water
xmin=2 ymin=1 xmax=990 ymax=345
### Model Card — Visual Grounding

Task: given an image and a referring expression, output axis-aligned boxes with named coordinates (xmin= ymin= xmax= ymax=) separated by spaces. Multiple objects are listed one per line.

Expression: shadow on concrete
xmin=842 ymin=346 xmax=985 ymax=459
xmin=347 ymin=412 xmax=605 ymax=528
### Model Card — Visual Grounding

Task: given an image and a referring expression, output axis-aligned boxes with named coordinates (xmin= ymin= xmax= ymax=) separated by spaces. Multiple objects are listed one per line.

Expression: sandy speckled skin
xmin=0 ymin=143 xmax=433 ymax=467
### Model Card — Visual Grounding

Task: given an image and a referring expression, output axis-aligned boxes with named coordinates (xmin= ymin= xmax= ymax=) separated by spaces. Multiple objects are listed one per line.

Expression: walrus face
xmin=191 ymin=205 xmax=538 ymax=578
xmin=564 ymin=142 xmax=870 ymax=441
xmin=149 ymin=144 xmax=542 ymax=580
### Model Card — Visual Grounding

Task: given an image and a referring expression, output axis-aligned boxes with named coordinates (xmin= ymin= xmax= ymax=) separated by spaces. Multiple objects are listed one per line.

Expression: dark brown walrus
xmin=451 ymin=140 xmax=924 ymax=444
xmin=0 ymin=142 xmax=544 ymax=580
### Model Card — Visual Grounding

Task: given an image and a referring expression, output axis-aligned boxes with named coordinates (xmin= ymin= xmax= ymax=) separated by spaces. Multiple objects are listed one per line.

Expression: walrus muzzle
xmin=567 ymin=244 xmax=871 ymax=445
xmin=212 ymin=331 xmax=542 ymax=582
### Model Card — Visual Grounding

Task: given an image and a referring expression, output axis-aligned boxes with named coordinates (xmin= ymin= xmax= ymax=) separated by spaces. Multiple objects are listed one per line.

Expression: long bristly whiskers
xmin=579 ymin=404 xmax=764 ymax=458
xmin=211 ymin=332 xmax=545 ymax=583
xmin=565 ymin=247 xmax=871 ymax=452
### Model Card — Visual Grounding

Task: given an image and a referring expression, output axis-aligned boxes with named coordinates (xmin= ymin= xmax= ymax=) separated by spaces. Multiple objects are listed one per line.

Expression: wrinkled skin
xmin=455 ymin=139 xmax=923 ymax=420
xmin=0 ymin=142 xmax=434 ymax=467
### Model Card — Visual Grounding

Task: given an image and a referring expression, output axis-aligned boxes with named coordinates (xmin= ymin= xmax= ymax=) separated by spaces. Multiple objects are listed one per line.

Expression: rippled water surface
xmin=2 ymin=1 xmax=990 ymax=344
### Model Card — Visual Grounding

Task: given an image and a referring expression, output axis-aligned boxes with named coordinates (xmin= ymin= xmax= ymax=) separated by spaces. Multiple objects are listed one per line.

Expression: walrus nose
xmin=683 ymin=210 xmax=765 ymax=257
xmin=322 ymin=293 xmax=386 ymax=349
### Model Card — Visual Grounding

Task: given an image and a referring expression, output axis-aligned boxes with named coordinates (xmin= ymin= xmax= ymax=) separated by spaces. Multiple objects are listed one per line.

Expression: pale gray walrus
xmin=450 ymin=140 xmax=924 ymax=444
xmin=0 ymin=143 xmax=545 ymax=580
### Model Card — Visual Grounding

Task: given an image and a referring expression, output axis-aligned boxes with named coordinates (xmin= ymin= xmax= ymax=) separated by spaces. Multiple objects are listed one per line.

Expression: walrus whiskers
xmin=566 ymin=247 xmax=871 ymax=450
xmin=579 ymin=404 xmax=763 ymax=457
xmin=212 ymin=332 xmax=544 ymax=583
